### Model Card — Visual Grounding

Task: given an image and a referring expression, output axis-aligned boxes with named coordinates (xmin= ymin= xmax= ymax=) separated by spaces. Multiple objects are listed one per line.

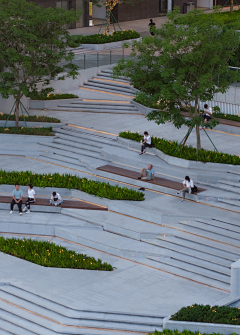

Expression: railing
xmin=72 ymin=47 xmax=130 ymax=70
xmin=191 ymin=100 xmax=240 ymax=115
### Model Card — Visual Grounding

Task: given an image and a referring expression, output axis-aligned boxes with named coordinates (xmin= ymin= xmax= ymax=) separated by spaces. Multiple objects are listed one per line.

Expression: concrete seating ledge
xmin=116 ymin=137 xmax=240 ymax=172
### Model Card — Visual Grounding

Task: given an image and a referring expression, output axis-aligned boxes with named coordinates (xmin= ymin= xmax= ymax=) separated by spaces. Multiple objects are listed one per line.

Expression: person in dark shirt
xmin=149 ymin=19 xmax=156 ymax=36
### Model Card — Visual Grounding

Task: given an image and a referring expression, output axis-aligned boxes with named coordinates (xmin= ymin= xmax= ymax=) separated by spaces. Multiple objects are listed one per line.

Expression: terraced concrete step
xmin=81 ymin=85 xmax=134 ymax=97
xmin=179 ymin=220 xmax=240 ymax=241
xmin=96 ymin=73 xmax=131 ymax=82
xmin=68 ymin=103 xmax=136 ymax=110
xmin=0 ymin=285 xmax=164 ymax=326
xmin=56 ymin=106 xmax=139 ymax=114
xmin=155 ymin=234 xmax=240 ymax=260
xmin=38 ymin=142 xmax=109 ymax=162
xmin=83 ymin=81 xmax=135 ymax=93
xmin=219 ymin=180 xmax=240 ymax=188
xmin=53 ymin=138 xmax=101 ymax=154
xmin=54 ymin=133 xmax=103 ymax=149
xmin=213 ymin=217 xmax=240 ymax=227
xmin=228 ymin=170 xmax=240 ymax=175
xmin=78 ymin=99 xmax=134 ymax=106
xmin=171 ymin=221 xmax=240 ymax=247
xmin=39 ymin=153 xmax=86 ymax=169
xmin=196 ymin=218 xmax=240 ymax=234
xmin=218 ymin=199 xmax=240 ymax=208
xmin=53 ymin=128 xmax=121 ymax=147
xmin=142 ymin=236 xmax=231 ymax=267
xmin=144 ymin=257 xmax=230 ymax=291
xmin=88 ymin=79 xmax=136 ymax=91
xmin=93 ymin=76 xmax=131 ymax=84
xmin=146 ymin=255 xmax=230 ymax=283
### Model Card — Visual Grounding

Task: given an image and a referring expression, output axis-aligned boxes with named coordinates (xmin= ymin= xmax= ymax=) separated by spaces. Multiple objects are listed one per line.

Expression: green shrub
xmin=170 ymin=304 xmax=240 ymax=325
xmin=0 ymin=127 xmax=54 ymax=136
xmin=213 ymin=111 xmax=240 ymax=122
xmin=79 ymin=30 xmax=140 ymax=44
xmin=0 ymin=237 xmax=113 ymax=270
xmin=149 ymin=330 xmax=236 ymax=335
xmin=0 ymin=170 xmax=144 ymax=201
xmin=0 ymin=113 xmax=60 ymax=123
xmin=119 ymin=131 xmax=240 ymax=165
xmin=30 ymin=93 xmax=78 ymax=100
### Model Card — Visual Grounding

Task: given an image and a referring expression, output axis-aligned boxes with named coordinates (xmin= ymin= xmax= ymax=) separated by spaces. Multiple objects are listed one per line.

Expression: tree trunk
xmin=106 ymin=8 xmax=111 ymax=34
xmin=15 ymin=100 xmax=20 ymax=128
xmin=182 ymin=126 xmax=192 ymax=147
xmin=195 ymin=97 xmax=201 ymax=150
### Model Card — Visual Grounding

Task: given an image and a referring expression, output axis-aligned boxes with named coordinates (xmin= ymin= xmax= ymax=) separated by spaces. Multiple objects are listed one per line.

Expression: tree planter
xmin=82 ymin=37 xmax=142 ymax=51
xmin=132 ymin=100 xmax=158 ymax=116
xmin=0 ymin=121 xmax=61 ymax=128
xmin=29 ymin=98 xmax=80 ymax=110
xmin=164 ymin=317 xmax=240 ymax=335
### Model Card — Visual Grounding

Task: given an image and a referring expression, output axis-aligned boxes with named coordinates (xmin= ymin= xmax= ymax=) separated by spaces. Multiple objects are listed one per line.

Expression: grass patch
xmin=0 ymin=237 xmax=113 ymax=270
xmin=0 ymin=170 xmax=144 ymax=201
xmin=0 ymin=113 xmax=60 ymax=123
xmin=30 ymin=93 xmax=78 ymax=100
xmin=119 ymin=131 xmax=240 ymax=165
xmin=0 ymin=127 xmax=54 ymax=136
xmin=68 ymin=30 xmax=140 ymax=46
xmin=170 ymin=304 xmax=240 ymax=325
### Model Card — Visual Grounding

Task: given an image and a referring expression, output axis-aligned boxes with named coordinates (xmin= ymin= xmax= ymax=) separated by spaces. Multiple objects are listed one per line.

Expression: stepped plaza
xmin=1 ymin=64 xmax=240 ymax=334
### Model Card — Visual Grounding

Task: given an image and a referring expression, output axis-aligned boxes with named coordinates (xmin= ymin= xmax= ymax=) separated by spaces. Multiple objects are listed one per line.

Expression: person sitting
xmin=138 ymin=164 xmax=156 ymax=182
xmin=149 ymin=19 xmax=156 ymax=36
xmin=10 ymin=183 xmax=23 ymax=215
xmin=50 ymin=192 xmax=63 ymax=206
xmin=201 ymin=104 xmax=212 ymax=129
xmin=177 ymin=176 xmax=196 ymax=202
xmin=139 ymin=131 xmax=151 ymax=155
xmin=23 ymin=184 xmax=36 ymax=214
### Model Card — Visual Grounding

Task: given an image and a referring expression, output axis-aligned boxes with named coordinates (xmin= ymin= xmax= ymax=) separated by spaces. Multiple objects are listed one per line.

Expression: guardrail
xmin=191 ymin=100 xmax=240 ymax=115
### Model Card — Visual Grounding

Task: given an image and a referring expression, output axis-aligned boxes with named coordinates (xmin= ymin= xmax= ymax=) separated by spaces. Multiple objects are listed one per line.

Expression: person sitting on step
xmin=201 ymin=104 xmax=213 ymax=129
xmin=139 ymin=131 xmax=151 ymax=155
xmin=177 ymin=176 xmax=197 ymax=202
xmin=138 ymin=164 xmax=156 ymax=182
xmin=10 ymin=183 xmax=23 ymax=215
xmin=50 ymin=192 xmax=63 ymax=206
xmin=23 ymin=184 xmax=36 ymax=214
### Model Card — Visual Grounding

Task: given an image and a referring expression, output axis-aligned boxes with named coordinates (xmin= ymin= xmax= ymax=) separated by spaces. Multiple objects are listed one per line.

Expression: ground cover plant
xmin=0 ymin=127 xmax=54 ymax=136
xmin=0 ymin=237 xmax=113 ymax=270
xmin=119 ymin=131 xmax=240 ymax=165
xmin=69 ymin=30 xmax=140 ymax=46
xmin=170 ymin=304 xmax=240 ymax=325
xmin=29 ymin=92 xmax=79 ymax=100
xmin=0 ymin=170 xmax=144 ymax=201
xmin=149 ymin=330 xmax=236 ymax=335
xmin=0 ymin=113 xmax=60 ymax=123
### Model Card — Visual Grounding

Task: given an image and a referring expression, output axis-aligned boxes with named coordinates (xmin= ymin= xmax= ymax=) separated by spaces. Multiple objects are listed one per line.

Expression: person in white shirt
xmin=140 ymin=131 xmax=151 ymax=155
xmin=201 ymin=104 xmax=213 ymax=129
xmin=177 ymin=176 xmax=194 ymax=202
xmin=50 ymin=192 xmax=63 ymax=206
xmin=23 ymin=184 xmax=36 ymax=214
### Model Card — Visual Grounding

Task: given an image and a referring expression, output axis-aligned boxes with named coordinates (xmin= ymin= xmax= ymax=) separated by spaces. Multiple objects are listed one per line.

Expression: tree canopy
xmin=0 ymin=0 xmax=82 ymax=126
xmin=113 ymin=9 xmax=240 ymax=149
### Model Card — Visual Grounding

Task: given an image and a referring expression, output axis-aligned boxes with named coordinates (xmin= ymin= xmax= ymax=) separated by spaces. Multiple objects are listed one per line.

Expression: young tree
xmin=113 ymin=9 xmax=240 ymax=149
xmin=0 ymin=0 xmax=82 ymax=127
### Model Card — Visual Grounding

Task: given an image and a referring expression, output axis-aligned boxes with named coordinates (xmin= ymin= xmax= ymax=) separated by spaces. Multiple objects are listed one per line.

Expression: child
xmin=23 ymin=184 xmax=36 ymax=214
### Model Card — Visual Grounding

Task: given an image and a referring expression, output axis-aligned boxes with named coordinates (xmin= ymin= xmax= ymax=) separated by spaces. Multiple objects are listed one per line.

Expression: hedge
xmin=119 ymin=131 xmax=240 ymax=165
xmin=0 ymin=170 xmax=144 ymax=201
xmin=149 ymin=330 xmax=236 ymax=335
xmin=213 ymin=111 xmax=240 ymax=123
xmin=0 ymin=127 xmax=54 ymax=136
xmin=0 ymin=237 xmax=113 ymax=270
xmin=170 ymin=304 xmax=240 ymax=325
xmin=0 ymin=113 xmax=60 ymax=123
xmin=68 ymin=30 xmax=140 ymax=46
xmin=29 ymin=93 xmax=78 ymax=100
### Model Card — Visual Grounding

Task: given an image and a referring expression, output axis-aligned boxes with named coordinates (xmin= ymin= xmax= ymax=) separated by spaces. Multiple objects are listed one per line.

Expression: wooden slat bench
xmin=0 ymin=196 xmax=107 ymax=211
xmin=181 ymin=111 xmax=240 ymax=128
xmin=97 ymin=165 xmax=206 ymax=193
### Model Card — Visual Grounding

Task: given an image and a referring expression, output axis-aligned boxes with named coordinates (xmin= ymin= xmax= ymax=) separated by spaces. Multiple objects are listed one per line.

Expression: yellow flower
xmin=4 ymin=128 xmax=9 ymax=131
xmin=21 ymin=127 xmax=24 ymax=129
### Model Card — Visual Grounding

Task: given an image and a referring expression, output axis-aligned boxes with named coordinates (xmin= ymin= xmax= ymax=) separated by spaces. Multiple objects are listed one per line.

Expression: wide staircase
xmin=0 ymin=284 xmax=165 ymax=335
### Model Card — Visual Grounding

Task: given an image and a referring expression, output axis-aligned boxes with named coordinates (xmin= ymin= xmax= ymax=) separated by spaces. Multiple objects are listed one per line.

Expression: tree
xmin=113 ymin=9 xmax=240 ymax=149
xmin=0 ymin=0 xmax=82 ymax=127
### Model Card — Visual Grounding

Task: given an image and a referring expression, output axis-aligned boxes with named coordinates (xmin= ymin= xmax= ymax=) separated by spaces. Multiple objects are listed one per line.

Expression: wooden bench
xmin=181 ymin=111 xmax=240 ymax=128
xmin=97 ymin=165 xmax=205 ymax=193
xmin=0 ymin=196 xmax=107 ymax=211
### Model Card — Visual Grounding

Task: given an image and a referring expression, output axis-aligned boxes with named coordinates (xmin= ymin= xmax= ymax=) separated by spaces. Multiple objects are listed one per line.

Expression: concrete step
xmin=218 ymin=199 xmax=240 ymax=208
xmin=53 ymin=138 xmax=101 ymax=154
xmin=54 ymin=133 xmax=103 ymax=149
xmin=39 ymin=153 xmax=86 ymax=169
xmin=195 ymin=218 xmax=240 ymax=234
xmin=78 ymin=99 xmax=134 ymax=106
xmin=81 ymin=84 xmax=135 ymax=97
xmin=145 ymin=256 xmax=230 ymax=291
xmin=142 ymin=235 xmax=232 ymax=268
xmin=88 ymin=79 xmax=136 ymax=92
xmin=200 ymin=181 xmax=240 ymax=195
xmin=0 ymin=286 xmax=164 ymax=330
xmin=228 ymin=170 xmax=240 ymax=176
xmin=56 ymin=106 xmax=139 ymax=114
xmin=83 ymin=81 xmax=134 ymax=92
xmin=155 ymin=234 xmax=240 ymax=260
xmin=213 ymin=216 xmax=240 ymax=228
xmin=38 ymin=142 xmax=109 ymax=162
xmin=179 ymin=220 xmax=240 ymax=242
xmin=218 ymin=180 xmax=240 ymax=188
xmin=68 ymin=103 xmax=136 ymax=110
xmin=79 ymin=86 xmax=134 ymax=98
xmin=93 ymin=76 xmax=131 ymax=84
xmin=96 ymin=72 xmax=131 ymax=82
xmin=53 ymin=127 xmax=121 ymax=148
xmin=0 ymin=327 xmax=14 ymax=335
